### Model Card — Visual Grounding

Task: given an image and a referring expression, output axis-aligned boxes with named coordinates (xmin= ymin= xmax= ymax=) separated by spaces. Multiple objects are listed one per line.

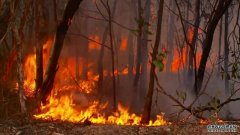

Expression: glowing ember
xmin=199 ymin=119 xmax=224 ymax=125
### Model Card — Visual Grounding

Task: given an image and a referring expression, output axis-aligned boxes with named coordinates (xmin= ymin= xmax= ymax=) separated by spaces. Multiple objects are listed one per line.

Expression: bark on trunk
xmin=40 ymin=0 xmax=83 ymax=103
xmin=141 ymin=0 xmax=164 ymax=124
xmin=12 ymin=0 xmax=30 ymax=115
xmin=13 ymin=26 xmax=27 ymax=114
xmin=196 ymin=0 xmax=233 ymax=93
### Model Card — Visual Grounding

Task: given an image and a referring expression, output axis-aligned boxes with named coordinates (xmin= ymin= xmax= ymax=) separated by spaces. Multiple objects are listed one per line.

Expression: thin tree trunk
xmin=35 ymin=0 xmax=43 ymax=93
xmin=141 ymin=0 xmax=164 ymax=124
xmin=107 ymin=2 xmax=117 ymax=111
xmin=224 ymin=9 xmax=229 ymax=93
xmin=166 ymin=0 xmax=176 ymax=73
xmin=133 ymin=0 xmax=143 ymax=87
xmin=82 ymin=18 xmax=89 ymax=80
xmin=196 ymin=1 xmax=232 ymax=93
xmin=40 ymin=0 xmax=83 ymax=103
xmin=218 ymin=18 xmax=223 ymax=73
xmin=139 ymin=0 xmax=151 ymax=109
xmin=98 ymin=26 xmax=108 ymax=92
xmin=97 ymin=0 xmax=117 ymax=92
xmin=188 ymin=0 xmax=200 ymax=76
xmin=127 ymin=32 xmax=134 ymax=80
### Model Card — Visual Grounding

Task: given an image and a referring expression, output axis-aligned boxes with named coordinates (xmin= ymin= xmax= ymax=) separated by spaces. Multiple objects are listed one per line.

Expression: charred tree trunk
xmin=188 ymin=0 xmax=200 ymax=76
xmin=11 ymin=0 xmax=30 ymax=115
xmin=14 ymin=27 xmax=27 ymax=114
xmin=35 ymin=0 xmax=43 ymax=93
xmin=196 ymin=0 xmax=232 ymax=93
xmin=133 ymin=0 xmax=143 ymax=88
xmin=166 ymin=0 xmax=176 ymax=73
xmin=40 ymin=0 xmax=83 ymax=103
xmin=141 ymin=0 xmax=164 ymax=124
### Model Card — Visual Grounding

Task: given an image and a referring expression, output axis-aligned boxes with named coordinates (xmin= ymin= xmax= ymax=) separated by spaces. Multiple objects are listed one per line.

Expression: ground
xmin=0 ymin=120 xmax=239 ymax=135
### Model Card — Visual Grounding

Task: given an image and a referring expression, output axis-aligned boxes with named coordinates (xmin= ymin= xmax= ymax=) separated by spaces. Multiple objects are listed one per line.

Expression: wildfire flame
xmin=21 ymin=37 xmax=168 ymax=126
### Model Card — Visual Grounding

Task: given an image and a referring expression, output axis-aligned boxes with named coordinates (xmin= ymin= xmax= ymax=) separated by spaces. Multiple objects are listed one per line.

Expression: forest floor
xmin=0 ymin=119 xmax=240 ymax=135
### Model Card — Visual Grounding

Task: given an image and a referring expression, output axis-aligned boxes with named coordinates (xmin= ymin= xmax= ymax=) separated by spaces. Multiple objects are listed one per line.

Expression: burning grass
xmin=19 ymin=38 xmax=169 ymax=126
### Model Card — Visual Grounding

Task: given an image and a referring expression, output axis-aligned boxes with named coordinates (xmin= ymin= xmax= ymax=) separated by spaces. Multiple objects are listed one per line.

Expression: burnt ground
xmin=0 ymin=120 xmax=240 ymax=135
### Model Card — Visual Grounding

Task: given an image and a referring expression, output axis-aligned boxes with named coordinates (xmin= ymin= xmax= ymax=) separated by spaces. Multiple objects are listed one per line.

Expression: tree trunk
xmin=82 ymin=18 xmax=89 ymax=80
xmin=11 ymin=0 xmax=30 ymax=115
xmin=108 ymin=2 xmax=117 ymax=112
xmin=98 ymin=26 xmax=108 ymax=92
xmin=224 ymin=9 xmax=229 ymax=93
xmin=97 ymin=0 xmax=117 ymax=93
xmin=218 ymin=18 xmax=223 ymax=73
xmin=133 ymin=0 xmax=143 ymax=88
xmin=40 ymin=0 xmax=83 ymax=103
xmin=35 ymin=0 xmax=43 ymax=93
xmin=139 ymin=0 xmax=151 ymax=110
xmin=141 ymin=0 xmax=164 ymax=124
xmin=166 ymin=0 xmax=176 ymax=73
xmin=196 ymin=1 xmax=232 ymax=93
xmin=188 ymin=0 xmax=200 ymax=76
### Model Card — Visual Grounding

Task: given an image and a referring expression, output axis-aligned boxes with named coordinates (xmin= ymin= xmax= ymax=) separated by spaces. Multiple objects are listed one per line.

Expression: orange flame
xmin=89 ymin=35 xmax=100 ymax=50
xmin=22 ymin=36 xmax=168 ymax=126
xmin=120 ymin=37 xmax=128 ymax=51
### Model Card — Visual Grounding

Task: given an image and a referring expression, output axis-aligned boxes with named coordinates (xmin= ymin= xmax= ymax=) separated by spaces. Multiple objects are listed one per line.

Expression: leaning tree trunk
xmin=141 ymin=0 xmax=164 ymax=124
xmin=40 ymin=0 xmax=83 ymax=103
xmin=196 ymin=0 xmax=232 ymax=93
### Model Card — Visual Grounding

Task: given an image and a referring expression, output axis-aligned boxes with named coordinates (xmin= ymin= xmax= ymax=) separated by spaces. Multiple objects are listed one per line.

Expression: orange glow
xmin=200 ymin=118 xmax=224 ymax=125
xmin=21 ymin=36 xmax=168 ymax=126
xmin=89 ymin=35 xmax=100 ymax=50
xmin=120 ymin=37 xmax=128 ymax=51
xmin=22 ymin=38 xmax=53 ymax=97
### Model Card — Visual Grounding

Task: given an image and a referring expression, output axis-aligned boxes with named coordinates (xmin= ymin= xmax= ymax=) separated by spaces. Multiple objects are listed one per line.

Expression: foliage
xmin=153 ymin=51 xmax=167 ymax=72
